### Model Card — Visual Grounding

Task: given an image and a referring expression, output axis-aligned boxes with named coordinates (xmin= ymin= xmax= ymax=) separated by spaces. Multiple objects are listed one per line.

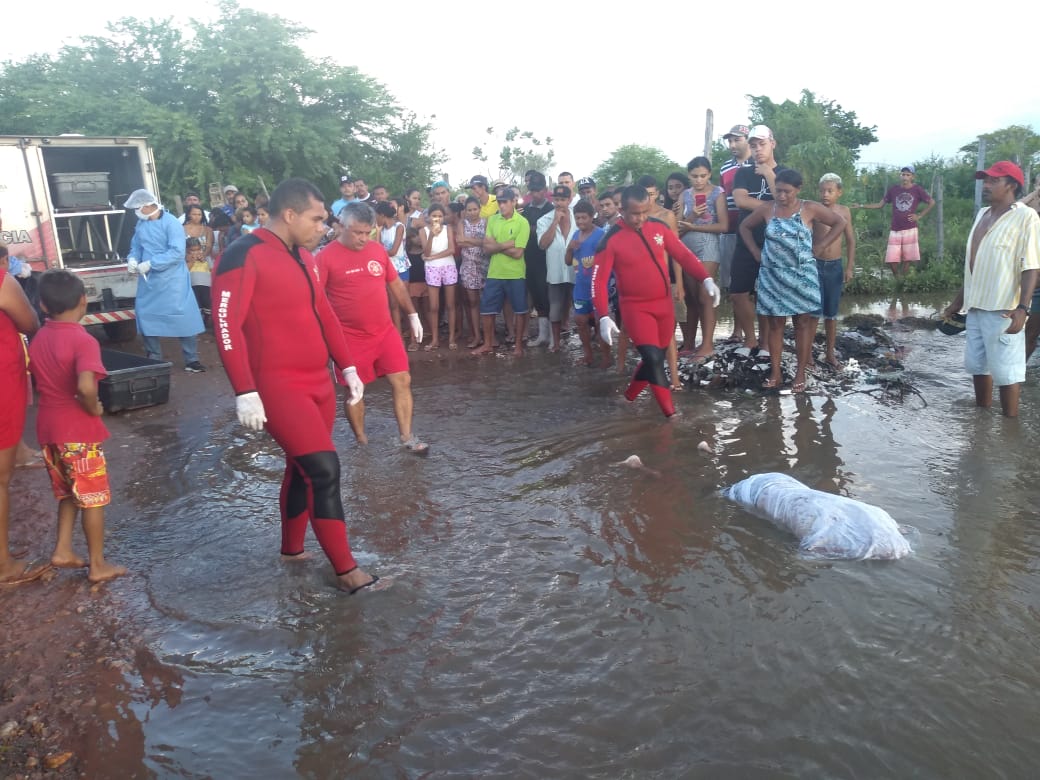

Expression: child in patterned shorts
xmin=28 ymin=270 xmax=126 ymax=583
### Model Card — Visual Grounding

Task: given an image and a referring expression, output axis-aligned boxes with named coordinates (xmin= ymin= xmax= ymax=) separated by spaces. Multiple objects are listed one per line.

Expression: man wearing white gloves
xmin=319 ymin=202 xmax=428 ymax=454
xmin=211 ymin=178 xmax=384 ymax=595
xmin=592 ymin=184 xmax=720 ymax=418
xmin=123 ymin=189 xmax=206 ymax=371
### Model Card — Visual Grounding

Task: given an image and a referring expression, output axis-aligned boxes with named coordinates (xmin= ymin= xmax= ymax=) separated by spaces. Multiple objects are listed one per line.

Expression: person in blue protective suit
xmin=124 ymin=189 xmax=206 ymax=372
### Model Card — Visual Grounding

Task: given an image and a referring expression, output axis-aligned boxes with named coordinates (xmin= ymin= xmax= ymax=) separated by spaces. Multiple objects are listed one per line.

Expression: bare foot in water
xmin=88 ymin=560 xmax=128 ymax=583
xmin=471 ymin=345 xmax=494 ymax=356
xmin=280 ymin=551 xmax=314 ymax=563
xmin=51 ymin=553 xmax=87 ymax=569
xmin=0 ymin=559 xmax=28 ymax=582
xmin=337 ymin=566 xmax=390 ymax=595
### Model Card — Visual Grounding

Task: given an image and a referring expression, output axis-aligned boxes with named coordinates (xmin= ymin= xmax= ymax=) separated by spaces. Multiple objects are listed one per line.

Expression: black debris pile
xmin=677 ymin=317 xmax=923 ymax=403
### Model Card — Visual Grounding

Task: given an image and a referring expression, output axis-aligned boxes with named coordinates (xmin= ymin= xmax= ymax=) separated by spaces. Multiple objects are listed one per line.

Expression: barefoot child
xmin=421 ymin=203 xmax=458 ymax=350
xmin=565 ymin=200 xmax=605 ymax=366
xmin=28 ymin=270 xmax=126 ymax=583
xmin=814 ymin=173 xmax=856 ymax=369
xmin=456 ymin=197 xmax=489 ymax=348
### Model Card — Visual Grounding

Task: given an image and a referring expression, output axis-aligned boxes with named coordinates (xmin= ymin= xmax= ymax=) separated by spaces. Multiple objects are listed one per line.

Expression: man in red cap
xmin=942 ymin=161 xmax=1040 ymax=417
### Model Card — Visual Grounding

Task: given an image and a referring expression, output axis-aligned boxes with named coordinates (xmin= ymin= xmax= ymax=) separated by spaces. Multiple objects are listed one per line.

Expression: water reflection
xmin=83 ymin=299 xmax=1040 ymax=777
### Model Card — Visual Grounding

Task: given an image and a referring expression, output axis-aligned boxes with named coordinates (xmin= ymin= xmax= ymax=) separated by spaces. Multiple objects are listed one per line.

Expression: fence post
xmin=935 ymin=173 xmax=944 ymax=263
xmin=704 ymin=109 xmax=714 ymax=163
xmin=974 ymin=138 xmax=987 ymax=214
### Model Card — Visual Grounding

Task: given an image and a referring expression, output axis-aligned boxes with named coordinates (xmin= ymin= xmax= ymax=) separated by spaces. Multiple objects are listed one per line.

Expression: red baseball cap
xmin=975 ymin=161 xmax=1024 ymax=188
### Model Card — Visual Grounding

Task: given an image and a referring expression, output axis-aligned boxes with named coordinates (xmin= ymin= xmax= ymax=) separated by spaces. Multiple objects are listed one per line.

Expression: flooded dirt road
xmin=5 ymin=295 xmax=1040 ymax=778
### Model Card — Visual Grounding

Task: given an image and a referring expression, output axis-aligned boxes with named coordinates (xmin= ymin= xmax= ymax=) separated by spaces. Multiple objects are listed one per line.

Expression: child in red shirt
xmin=28 ymin=271 xmax=126 ymax=583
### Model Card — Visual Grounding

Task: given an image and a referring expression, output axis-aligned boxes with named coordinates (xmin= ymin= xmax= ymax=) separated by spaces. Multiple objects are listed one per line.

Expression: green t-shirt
xmin=486 ymin=211 xmax=530 ymax=280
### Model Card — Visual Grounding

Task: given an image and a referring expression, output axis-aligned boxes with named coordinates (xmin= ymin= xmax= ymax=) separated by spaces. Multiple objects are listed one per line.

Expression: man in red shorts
xmin=319 ymin=202 xmax=428 ymax=453
xmin=592 ymin=185 xmax=720 ymax=418
xmin=212 ymin=178 xmax=384 ymax=594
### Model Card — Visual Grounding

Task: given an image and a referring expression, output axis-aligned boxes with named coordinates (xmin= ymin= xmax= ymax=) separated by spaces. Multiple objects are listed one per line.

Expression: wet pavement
xmin=6 ymin=294 xmax=1040 ymax=778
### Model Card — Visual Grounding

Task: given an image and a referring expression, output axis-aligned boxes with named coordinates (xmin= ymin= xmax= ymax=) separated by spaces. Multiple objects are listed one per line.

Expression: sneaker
xmin=184 ymin=361 xmax=206 ymax=373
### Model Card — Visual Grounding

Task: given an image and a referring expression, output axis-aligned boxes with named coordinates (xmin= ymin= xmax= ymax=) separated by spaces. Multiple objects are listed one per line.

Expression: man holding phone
xmin=731 ymin=125 xmax=786 ymax=353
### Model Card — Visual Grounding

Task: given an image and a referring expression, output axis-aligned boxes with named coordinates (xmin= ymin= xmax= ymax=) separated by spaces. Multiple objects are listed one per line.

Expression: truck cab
xmin=0 ymin=135 xmax=161 ymax=339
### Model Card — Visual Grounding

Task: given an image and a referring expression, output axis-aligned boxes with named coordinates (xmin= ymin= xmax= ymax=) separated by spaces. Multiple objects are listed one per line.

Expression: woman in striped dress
xmin=739 ymin=169 xmax=846 ymax=392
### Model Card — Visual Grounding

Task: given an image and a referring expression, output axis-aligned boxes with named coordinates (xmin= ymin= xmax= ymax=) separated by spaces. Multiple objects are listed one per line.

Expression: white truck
xmin=0 ymin=134 xmax=161 ymax=341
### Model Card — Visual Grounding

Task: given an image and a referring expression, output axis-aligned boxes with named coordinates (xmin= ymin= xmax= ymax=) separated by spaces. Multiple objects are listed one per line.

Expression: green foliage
xmin=592 ymin=144 xmax=682 ymax=190
xmin=958 ymin=124 xmax=1040 ymax=171
xmin=472 ymin=126 xmax=555 ymax=186
xmin=0 ymin=1 xmax=441 ymax=203
xmin=747 ymin=89 xmax=878 ymax=164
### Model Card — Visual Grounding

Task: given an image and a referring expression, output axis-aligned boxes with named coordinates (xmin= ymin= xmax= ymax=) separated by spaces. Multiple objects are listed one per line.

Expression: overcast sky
xmin=7 ymin=1 xmax=1040 ymax=188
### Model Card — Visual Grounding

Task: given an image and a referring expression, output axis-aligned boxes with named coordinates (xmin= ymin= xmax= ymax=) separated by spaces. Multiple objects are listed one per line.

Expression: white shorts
xmin=964 ymin=308 xmax=1026 ymax=386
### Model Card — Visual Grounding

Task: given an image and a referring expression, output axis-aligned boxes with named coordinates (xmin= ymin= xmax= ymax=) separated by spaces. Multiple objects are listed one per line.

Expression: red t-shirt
xmin=318 ymin=240 xmax=398 ymax=339
xmin=28 ymin=320 xmax=109 ymax=444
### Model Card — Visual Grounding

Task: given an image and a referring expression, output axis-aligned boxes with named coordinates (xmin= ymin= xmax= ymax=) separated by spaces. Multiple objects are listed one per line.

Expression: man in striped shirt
xmin=943 ymin=161 xmax=1040 ymax=417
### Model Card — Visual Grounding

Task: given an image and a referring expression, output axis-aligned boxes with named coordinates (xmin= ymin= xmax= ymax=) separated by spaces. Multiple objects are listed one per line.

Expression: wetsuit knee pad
xmin=635 ymin=345 xmax=669 ymax=387
xmin=294 ymin=451 xmax=344 ymax=519
xmin=283 ymin=461 xmax=309 ymax=519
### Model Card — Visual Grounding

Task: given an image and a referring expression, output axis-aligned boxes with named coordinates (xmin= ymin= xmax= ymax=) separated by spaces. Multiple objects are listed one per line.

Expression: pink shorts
xmin=425 ymin=261 xmax=458 ymax=287
xmin=885 ymin=228 xmax=920 ymax=264
xmin=338 ymin=326 xmax=410 ymax=385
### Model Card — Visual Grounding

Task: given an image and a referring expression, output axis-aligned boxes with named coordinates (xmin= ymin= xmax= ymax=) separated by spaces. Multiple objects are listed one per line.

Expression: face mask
xmin=136 ymin=205 xmax=161 ymax=220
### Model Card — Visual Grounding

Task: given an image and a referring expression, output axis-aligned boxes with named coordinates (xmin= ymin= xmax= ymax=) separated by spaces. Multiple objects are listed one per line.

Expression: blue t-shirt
xmin=330 ymin=197 xmax=358 ymax=217
xmin=571 ymin=227 xmax=604 ymax=301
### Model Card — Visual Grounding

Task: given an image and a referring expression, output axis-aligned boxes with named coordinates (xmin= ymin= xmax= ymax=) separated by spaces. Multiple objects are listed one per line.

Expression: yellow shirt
xmin=479 ymin=195 xmax=499 ymax=220
xmin=962 ymin=203 xmax=1040 ymax=312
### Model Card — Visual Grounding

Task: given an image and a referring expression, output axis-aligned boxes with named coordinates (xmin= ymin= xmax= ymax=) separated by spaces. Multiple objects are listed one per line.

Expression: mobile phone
xmin=694 ymin=193 xmax=707 ymax=207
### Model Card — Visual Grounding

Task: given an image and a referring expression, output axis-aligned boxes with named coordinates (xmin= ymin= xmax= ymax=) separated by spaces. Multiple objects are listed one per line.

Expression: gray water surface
xmin=98 ymin=297 xmax=1040 ymax=778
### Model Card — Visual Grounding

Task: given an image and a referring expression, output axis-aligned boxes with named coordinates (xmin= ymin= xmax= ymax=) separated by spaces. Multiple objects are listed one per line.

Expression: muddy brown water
xmin=69 ymin=295 xmax=1040 ymax=777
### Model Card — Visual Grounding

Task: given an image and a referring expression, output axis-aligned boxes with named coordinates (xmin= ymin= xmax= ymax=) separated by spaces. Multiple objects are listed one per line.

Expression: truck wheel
xmin=103 ymin=320 xmax=138 ymax=343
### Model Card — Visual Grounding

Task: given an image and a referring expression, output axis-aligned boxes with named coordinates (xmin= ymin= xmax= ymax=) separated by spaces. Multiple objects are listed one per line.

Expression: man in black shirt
xmin=731 ymin=125 xmax=785 ymax=352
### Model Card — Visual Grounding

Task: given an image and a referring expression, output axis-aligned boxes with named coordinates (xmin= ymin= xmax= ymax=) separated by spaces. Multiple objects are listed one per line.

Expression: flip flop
xmin=0 ymin=561 xmax=53 ymax=586
xmin=349 ymin=574 xmax=380 ymax=595
xmin=448 ymin=342 xmax=458 ymax=350
xmin=792 ymin=380 xmax=807 ymax=393
xmin=761 ymin=377 xmax=781 ymax=390
xmin=407 ymin=343 xmax=419 ymax=352
xmin=402 ymin=436 xmax=430 ymax=455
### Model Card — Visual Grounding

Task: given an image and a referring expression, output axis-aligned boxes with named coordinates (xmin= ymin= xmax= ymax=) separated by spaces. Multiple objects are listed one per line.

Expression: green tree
xmin=471 ymin=126 xmax=555 ymax=185
xmin=592 ymin=145 xmax=682 ymax=190
xmin=0 ymin=1 xmax=441 ymax=203
xmin=745 ymin=89 xmax=877 ymax=187
xmin=957 ymin=124 xmax=1040 ymax=178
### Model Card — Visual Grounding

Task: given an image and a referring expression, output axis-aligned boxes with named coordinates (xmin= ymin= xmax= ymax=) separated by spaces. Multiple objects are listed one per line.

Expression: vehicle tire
xmin=103 ymin=320 xmax=137 ymax=343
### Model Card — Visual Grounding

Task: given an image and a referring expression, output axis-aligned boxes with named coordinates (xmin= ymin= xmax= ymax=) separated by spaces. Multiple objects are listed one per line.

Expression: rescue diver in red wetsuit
xmin=212 ymin=178 xmax=383 ymax=594
xmin=592 ymin=184 xmax=721 ymax=417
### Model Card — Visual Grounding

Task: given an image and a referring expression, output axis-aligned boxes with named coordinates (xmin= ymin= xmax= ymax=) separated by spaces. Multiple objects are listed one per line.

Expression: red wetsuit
xmin=212 ymin=229 xmax=361 ymax=574
xmin=317 ymin=240 xmax=409 ymax=384
xmin=592 ymin=217 xmax=710 ymax=416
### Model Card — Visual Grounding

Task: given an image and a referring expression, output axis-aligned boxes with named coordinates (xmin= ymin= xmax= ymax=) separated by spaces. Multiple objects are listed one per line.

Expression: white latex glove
xmin=137 ymin=260 xmax=152 ymax=275
xmin=408 ymin=312 xmax=423 ymax=344
xmin=599 ymin=316 xmax=620 ymax=347
xmin=342 ymin=366 xmax=364 ymax=406
xmin=235 ymin=392 xmax=267 ymax=431
xmin=126 ymin=258 xmax=139 ymax=274
xmin=703 ymin=277 xmax=721 ymax=308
